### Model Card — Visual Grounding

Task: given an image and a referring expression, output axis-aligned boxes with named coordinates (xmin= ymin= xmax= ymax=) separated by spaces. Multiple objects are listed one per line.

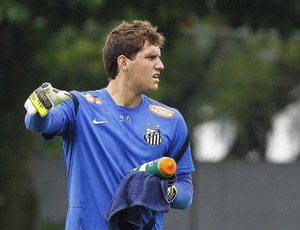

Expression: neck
xmin=106 ymin=81 xmax=142 ymax=108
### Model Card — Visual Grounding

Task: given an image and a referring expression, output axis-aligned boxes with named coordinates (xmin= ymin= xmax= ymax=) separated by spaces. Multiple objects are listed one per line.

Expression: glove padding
xmin=167 ymin=174 xmax=177 ymax=203
xmin=24 ymin=82 xmax=72 ymax=117
xmin=167 ymin=184 xmax=178 ymax=203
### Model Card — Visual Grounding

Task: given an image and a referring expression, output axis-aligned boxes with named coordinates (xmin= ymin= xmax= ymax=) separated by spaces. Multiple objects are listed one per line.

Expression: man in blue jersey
xmin=24 ymin=20 xmax=195 ymax=229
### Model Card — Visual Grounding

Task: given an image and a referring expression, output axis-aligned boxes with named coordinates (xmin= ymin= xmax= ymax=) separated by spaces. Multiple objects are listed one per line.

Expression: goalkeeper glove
xmin=167 ymin=174 xmax=177 ymax=202
xmin=167 ymin=184 xmax=177 ymax=203
xmin=24 ymin=82 xmax=72 ymax=117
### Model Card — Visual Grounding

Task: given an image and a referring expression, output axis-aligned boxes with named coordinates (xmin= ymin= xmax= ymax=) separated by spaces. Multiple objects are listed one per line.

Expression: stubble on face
xmin=126 ymin=42 xmax=164 ymax=95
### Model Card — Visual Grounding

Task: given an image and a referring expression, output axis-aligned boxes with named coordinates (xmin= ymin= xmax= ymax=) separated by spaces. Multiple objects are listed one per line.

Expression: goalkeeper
xmin=24 ymin=20 xmax=194 ymax=230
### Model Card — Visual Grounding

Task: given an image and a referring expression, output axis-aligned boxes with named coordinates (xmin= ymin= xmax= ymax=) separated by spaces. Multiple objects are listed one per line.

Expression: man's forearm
xmin=25 ymin=107 xmax=63 ymax=134
xmin=170 ymin=173 xmax=193 ymax=209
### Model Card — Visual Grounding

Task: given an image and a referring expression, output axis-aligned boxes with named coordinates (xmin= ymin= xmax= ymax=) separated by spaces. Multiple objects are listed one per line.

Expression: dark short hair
xmin=102 ymin=20 xmax=165 ymax=80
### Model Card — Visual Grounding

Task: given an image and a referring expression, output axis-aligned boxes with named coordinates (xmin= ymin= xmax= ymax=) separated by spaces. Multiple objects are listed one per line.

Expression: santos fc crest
xmin=144 ymin=127 xmax=162 ymax=146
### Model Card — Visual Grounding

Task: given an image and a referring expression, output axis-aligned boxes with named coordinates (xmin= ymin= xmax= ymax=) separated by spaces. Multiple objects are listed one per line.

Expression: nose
xmin=155 ymin=58 xmax=164 ymax=71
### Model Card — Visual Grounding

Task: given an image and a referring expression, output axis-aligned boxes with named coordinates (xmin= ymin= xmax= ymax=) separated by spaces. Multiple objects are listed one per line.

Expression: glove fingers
xmin=27 ymin=89 xmax=53 ymax=117
xmin=40 ymin=82 xmax=52 ymax=91
xmin=24 ymin=98 xmax=37 ymax=116
xmin=25 ymin=82 xmax=72 ymax=117
xmin=41 ymin=83 xmax=72 ymax=105
xmin=36 ymin=88 xmax=53 ymax=109
xmin=167 ymin=174 xmax=177 ymax=186
xmin=54 ymin=90 xmax=72 ymax=104
xmin=167 ymin=184 xmax=177 ymax=203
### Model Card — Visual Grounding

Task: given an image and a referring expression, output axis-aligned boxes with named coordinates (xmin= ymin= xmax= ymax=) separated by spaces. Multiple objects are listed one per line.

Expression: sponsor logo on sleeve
xmin=149 ymin=105 xmax=174 ymax=119
xmin=84 ymin=94 xmax=102 ymax=105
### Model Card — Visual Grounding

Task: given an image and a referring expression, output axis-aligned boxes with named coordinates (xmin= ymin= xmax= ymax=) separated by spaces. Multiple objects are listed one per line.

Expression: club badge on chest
xmin=144 ymin=123 xmax=162 ymax=146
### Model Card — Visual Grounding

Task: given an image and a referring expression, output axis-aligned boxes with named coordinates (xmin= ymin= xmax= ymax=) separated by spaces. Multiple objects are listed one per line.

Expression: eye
xmin=146 ymin=56 xmax=156 ymax=60
xmin=147 ymin=55 xmax=162 ymax=62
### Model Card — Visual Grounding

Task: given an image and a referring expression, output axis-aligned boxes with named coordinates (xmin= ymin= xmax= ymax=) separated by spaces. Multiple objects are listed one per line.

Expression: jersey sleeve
xmin=171 ymin=173 xmax=193 ymax=209
xmin=41 ymin=93 xmax=77 ymax=140
xmin=166 ymin=111 xmax=195 ymax=175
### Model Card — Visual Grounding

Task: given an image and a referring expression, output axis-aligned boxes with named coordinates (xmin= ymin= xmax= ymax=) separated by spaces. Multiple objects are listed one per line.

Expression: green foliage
xmin=205 ymin=37 xmax=278 ymax=117
xmin=35 ymin=22 xmax=107 ymax=90
xmin=0 ymin=1 xmax=29 ymax=24
xmin=215 ymin=0 xmax=300 ymax=37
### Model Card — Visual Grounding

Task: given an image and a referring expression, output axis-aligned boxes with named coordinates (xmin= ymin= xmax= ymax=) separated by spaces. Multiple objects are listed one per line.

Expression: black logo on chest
xmin=144 ymin=126 xmax=162 ymax=146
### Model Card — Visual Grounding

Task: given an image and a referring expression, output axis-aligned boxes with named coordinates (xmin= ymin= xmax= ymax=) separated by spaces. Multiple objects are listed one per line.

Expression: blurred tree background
xmin=0 ymin=0 xmax=299 ymax=229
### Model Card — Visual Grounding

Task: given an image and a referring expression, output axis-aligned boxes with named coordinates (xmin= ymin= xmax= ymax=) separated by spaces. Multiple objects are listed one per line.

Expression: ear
xmin=117 ymin=55 xmax=128 ymax=71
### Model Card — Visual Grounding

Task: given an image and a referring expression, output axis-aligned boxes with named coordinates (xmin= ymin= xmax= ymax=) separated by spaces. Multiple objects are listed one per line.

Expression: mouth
xmin=152 ymin=73 xmax=160 ymax=80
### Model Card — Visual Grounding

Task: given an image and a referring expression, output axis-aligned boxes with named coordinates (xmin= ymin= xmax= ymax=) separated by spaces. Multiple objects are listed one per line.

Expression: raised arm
xmin=24 ymin=82 xmax=72 ymax=135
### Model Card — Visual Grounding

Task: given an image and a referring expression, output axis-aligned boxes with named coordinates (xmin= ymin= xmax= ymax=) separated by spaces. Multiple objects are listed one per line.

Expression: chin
xmin=150 ymin=87 xmax=159 ymax=92
xmin=144 ymin=88 xmax=159 ymax=94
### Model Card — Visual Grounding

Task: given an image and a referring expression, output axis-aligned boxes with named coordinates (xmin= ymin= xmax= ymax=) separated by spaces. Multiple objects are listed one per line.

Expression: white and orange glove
xmin=24 ymin=82 xmax=72 ymax=117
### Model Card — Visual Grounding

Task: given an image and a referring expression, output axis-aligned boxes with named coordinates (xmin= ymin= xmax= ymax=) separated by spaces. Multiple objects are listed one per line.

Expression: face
xmin=125 ymin=40 xmax=164 ymax=94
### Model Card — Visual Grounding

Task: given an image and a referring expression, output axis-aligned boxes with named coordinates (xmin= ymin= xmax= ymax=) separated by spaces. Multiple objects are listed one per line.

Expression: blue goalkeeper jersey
xmin=40 ymin=88 xmax=194 ymax=229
